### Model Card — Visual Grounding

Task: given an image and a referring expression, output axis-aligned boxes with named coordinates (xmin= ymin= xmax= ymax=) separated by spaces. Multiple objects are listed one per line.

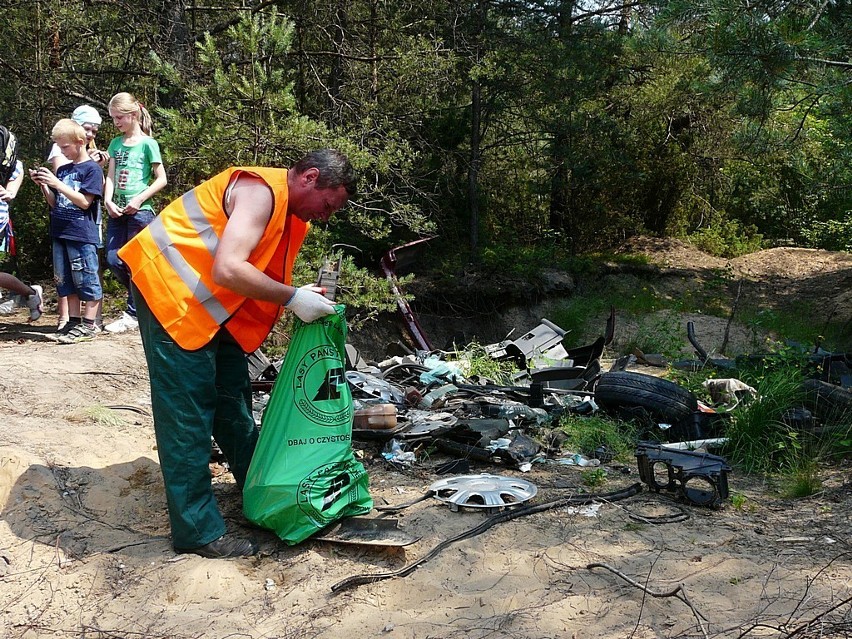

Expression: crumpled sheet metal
xmin=346 ymin=370 xmax=406 ymax=404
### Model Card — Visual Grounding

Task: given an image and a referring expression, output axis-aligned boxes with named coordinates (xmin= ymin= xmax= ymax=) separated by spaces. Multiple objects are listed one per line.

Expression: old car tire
xmin=595 ymin=371 xmax=698 ymax=423
xmin=801 ymin=379 xmax=852 ymax=421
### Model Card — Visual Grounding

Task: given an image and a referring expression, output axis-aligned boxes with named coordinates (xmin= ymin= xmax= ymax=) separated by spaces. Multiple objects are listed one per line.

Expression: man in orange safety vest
xmin=119 ymin=149 xmax=356 ymax=558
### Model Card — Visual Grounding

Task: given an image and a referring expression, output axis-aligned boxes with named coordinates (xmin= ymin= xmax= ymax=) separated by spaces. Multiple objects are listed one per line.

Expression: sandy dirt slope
xmin=1 ymin=244 xmax=851 ymax=639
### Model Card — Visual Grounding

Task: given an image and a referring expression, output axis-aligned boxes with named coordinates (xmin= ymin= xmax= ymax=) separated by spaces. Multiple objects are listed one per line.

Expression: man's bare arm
xmin=212 ymin=173 xmax=297 ymax=306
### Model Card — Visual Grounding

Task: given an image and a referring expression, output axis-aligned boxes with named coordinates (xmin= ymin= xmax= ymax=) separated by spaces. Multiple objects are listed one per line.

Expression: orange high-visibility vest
xmin=118 ymin=167 xmax=309 ymax=352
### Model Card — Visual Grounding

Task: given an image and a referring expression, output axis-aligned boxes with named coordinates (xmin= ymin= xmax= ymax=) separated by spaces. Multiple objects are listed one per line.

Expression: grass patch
xmin=558 ymin=415 xmax=636 ymax=462
xmin=721 ymin=364 xmax=807 ymax=474
xmin=623 ymin=311 xmax=686 ymax=359
xmin=586 ymin=251 xmax=652 ymax=267
xmin=782 ymin=462 xmax=823 ymax=498
xmin=740 ymin=305 xmax=850 ymax=351
xmin=67 ymin=404 xmax=128 ymax=427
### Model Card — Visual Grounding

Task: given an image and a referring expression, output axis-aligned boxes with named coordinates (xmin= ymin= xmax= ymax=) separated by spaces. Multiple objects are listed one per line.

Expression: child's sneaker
xmin=58 ymin=322 xmax=97 ymax=344
xmin=25 ymin=285 xmax=43 ymax=321
xmin=47 ymin=317 xmax=82 ymax=342
xmin=56 ymin=317 xmax=83 ymax=335
xmin=105 ymin=312 xmax=139 ymax=333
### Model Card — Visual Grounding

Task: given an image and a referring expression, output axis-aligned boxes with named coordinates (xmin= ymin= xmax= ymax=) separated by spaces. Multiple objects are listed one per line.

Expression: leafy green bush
xmin=688 ymin=219 xmax=763 ymax=258
xmin=799 ymin=216 xmax=852 ymax=252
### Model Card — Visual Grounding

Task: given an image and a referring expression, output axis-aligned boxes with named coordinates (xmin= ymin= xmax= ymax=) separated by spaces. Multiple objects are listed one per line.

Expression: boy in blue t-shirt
xmin=30 ymin=118 xmax=104 ymax=343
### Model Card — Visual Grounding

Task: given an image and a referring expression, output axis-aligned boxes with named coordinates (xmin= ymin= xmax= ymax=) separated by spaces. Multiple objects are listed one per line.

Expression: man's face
xmin=290 ymin=168 xmax=350 ymax=222
xmin=293 ymin=185 xmax=349 ymax=223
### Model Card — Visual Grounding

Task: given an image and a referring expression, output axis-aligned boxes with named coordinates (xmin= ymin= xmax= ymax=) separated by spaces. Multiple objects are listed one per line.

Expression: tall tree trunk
xmin=295 ymin=18 xmax=306 ymax=113
xmin=618 ymin=0 xmax=630 ymax=36
xmin=469 ymin=77 xmax=481 ymax=253
xmin=369 ymin=0 xmax=378 ymax=100
xmin=547 ymin=0 xmax=576 ymax=252
xmin=158 ymin=0 xmax=190 ymax=107
xmin=327 ymin=0 xmax=347 ymax=126
xmin=467 ymin=0 xmax=486 ymax=254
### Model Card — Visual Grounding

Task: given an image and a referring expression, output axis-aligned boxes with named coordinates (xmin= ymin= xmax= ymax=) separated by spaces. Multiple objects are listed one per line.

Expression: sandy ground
xmin=2 ymin=243 xmax=851 ymax=639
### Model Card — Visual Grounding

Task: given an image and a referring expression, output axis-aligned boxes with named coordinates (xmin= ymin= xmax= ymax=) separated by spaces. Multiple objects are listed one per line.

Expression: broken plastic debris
xmin=564 ymin=503 xmax=602 ymax=517
xmin=775 ymin=536 xmax=815 ymax=543
xmin=417 ymin=383 xmax=458 ymax=409
xmin=419 ymin=356 xmax=465 ymax=384
xmin=485 ymin=437 xmax=512 ymax=452
xmin=382 ymin=439 xmax=416 ymax=466
xmin=555 ymin=453 xmax=601 ymax=467
xmin=703 ymin=378 xmax=758 ymax=410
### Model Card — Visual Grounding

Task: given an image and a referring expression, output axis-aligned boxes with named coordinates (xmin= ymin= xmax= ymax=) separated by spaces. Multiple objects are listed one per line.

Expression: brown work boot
xmin=176 ymin=534 xmax=258 ymax=559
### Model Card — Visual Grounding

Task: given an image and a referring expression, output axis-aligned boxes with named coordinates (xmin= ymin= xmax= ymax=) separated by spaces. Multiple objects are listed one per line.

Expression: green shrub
xmin=688 ymin=219 xmax=764 ymax=258
xmin=583 ymin=468 xmax=608 ymax=487
xmin=799 ymin=216 xmax=852 ymax=252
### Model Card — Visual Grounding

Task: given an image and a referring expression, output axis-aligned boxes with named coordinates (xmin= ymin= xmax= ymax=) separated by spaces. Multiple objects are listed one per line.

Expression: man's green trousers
xmin=134 ymin=286 xmax=258 ymax=550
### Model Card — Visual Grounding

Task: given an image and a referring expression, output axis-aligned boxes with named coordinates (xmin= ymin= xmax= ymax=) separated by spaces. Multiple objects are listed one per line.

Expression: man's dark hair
xmin=292 ymin=149 xmax=357 ymax=197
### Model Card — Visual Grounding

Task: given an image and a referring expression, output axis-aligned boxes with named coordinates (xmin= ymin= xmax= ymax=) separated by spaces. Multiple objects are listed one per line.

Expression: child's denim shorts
xmin=53 ymin=238 xmax=103 ymax=301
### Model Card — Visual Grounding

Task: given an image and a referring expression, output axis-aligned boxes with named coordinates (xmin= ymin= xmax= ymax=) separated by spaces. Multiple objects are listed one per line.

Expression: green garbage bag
xmin=243 ymin=305 xmax=373 ymax=544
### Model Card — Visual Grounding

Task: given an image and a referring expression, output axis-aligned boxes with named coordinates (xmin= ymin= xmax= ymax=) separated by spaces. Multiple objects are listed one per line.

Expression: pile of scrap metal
xmin=247 ymin=310 xmax=619 ymax=471
xmin=340 ymin=311 xmax=735 ymax=469
xmin=346 ymin=308 xmax=807 ymax=464
xmin=341 ymin=312 xmax=614 ymax=471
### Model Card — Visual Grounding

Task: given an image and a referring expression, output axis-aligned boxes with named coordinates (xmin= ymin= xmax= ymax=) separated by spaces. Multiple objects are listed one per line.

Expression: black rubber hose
xmin=331 ymin=482 xmax=644 ymax=593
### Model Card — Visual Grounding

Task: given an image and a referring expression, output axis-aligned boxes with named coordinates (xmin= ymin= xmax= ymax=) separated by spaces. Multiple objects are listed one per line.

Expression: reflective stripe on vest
xmin=146 ymin=210 xmax=230 ymax=325
xmin=182 ymin=189 xmax=219 ymax=256
xmin=119 ymin=167 xmax=308 ymax=352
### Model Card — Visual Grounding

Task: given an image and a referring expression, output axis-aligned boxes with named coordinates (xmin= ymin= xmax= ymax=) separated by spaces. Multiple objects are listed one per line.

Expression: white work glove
xmin=285 ymin=285 xmax=336 ymax=323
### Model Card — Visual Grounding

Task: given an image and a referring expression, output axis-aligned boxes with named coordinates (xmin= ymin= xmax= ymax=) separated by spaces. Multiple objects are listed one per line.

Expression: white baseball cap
xmin=71 ymin=105 xmax=102 ymax=126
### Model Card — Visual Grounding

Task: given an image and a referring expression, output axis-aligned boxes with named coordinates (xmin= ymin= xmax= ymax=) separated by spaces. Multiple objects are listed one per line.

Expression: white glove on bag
xmin=285 ymin=285 xmax=336 ymax=323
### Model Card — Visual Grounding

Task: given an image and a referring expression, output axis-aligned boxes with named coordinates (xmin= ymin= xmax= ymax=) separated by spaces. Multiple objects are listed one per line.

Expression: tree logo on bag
xmin=293 ymin=345 xmax=351 ymax=426
xmin=298 ymin=462 xmax=367 ymax=525
xmin=313 ymin=367 xmax=345 ymax=401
